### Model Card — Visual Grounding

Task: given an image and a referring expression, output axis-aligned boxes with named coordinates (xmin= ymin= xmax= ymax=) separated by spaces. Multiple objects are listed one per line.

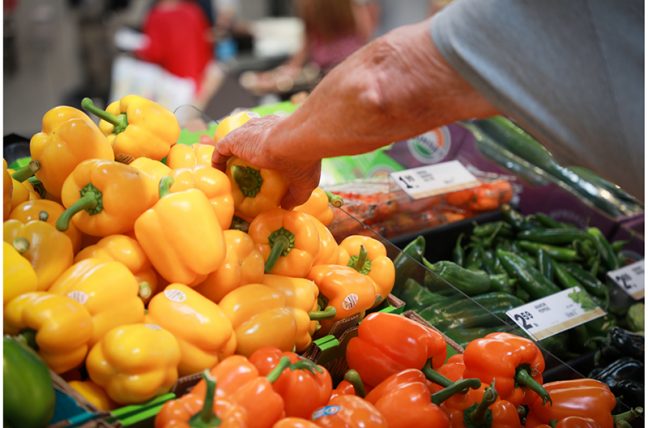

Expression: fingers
xmin=211 ymin=138 xmax=233 ymax=172
xmin=280 ymin=163 xmax=322 ymax=210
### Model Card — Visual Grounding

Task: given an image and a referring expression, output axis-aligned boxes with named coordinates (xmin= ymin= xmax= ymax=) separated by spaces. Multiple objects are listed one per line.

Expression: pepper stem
xmin=231 ymin=165 xmax=263 ymax=198
xmin=16 ymin=329 xmax=38 ymax=351
xmin=265 ymin=227 xmax=295 ymax=273
xmin=138 ymin=282 xmax=152 ymax=301
xmin=11 ymin=160 xmax=40 ymax=182
xmin=189 ymin=370 xmax=221 ymax=428
xmin=289 ymin=358 xmax=323 ymax=374
xmin=422 ymin=359 xmax=452 ymax=388
xmin=159 ymin=176 xmax=174 ymax=198
xmin=348 ymin=245 xmax=372 ymax=275
xmin=431 ymin=378 xmax=482 ymax=405
xmin=266 ymin=356 xmax=292 ymax=383
xmin=12 ymin=237 xmax=30 ymax=254
xmin=325 ymin=191 xmax=343 ymax=208
xmin=344 ymin=370 xmax=366 ymax=398
xmin=57 ymin=191 xmax=100 ymax=231
xmin=309 ymin=306 xmax=337 ymax=320
xmin=614 ymin=407 xmax=643 ymax=427
xmin=467 ymin=383 xmax=497 ymax=427
xmin=515 ymin=366 xmax=551 ymax=405
xmin=81 ymin=97 xmax=129 ymax=133
xmin=38 ymin=210 xmax=49 ymax=222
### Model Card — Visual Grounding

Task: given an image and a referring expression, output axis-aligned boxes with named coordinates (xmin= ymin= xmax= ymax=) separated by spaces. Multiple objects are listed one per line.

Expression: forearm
xmin=268 ymin=19 xmax=497 ymax=162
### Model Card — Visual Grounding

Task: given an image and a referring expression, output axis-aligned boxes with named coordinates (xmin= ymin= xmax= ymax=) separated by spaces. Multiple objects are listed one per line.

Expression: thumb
xmin=211 ymin=139 xmax=233 ymax=172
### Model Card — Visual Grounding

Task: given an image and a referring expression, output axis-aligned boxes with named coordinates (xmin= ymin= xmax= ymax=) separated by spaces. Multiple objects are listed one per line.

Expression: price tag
xmin=607 ymin=260 xmax=644 ymax=300
xmin=506 ymin=287 xmax=606 ymax=341
xmin=390 ymin=160 xmax=480 ymax=200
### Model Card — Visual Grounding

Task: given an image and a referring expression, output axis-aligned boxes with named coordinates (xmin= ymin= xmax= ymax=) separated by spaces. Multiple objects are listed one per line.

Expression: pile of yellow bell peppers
xmin=2 ymin=95 xmax=395 ymax=408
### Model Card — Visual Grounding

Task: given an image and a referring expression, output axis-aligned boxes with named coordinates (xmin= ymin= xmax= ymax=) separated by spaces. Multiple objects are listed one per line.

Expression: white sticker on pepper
xmin=164 ymin=289 xmax=187 ymax=303
xmin=67 ymin=290 xmax=89 ymax=305
xmin=342 ymin=293 xmax=359 ymax=310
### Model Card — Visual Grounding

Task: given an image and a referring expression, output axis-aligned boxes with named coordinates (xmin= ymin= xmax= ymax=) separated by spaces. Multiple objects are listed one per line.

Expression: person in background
xmin=213 ymin=0 xmax=643 ymax=207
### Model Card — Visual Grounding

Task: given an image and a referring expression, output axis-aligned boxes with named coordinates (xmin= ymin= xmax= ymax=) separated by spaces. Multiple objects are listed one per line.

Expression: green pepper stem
xmin=189 ymin=370 xmax=221 ymax=428
xmin=614 ymin=407 xmax=643 ymax=426
xmin=11 ymin=160 xmax=40 ymax=182
xmin=38 ymin=210 xmax=49 ymax=222
xmin=138 ymin=282 xmax=152 ymax=300
xmin=231 ymin=165 xmax=263 ymax=198
xmin=56 ymin=189 xmax=101 ymax=232
xmin=81 ymin=97 xmax=128 ymax=133
xmin=289 ymin=358 xmax=323 ymax=374
xmin=422 ymin=359 xmax=452 ymax=388
xmin=325 ymin=191 xmax=343 ymax=207
xmin=264 ymin=228 xmax=295 ymax=273
xmin=344 ymin=369 xmax=366 ymax=398
xmin=16 ymin=329 xmax=38 ymax=351
xmin=549 ymin=420 xmax=557 ymax=428
xmin=159 ymin=176 xmax=174 ymax=198
xmin=468 ymin=384 xmax=498 ymax=426
xmin=353 ymin=245 xmax=369 ymax=273
xmin=309 ymin=306 xmax=337 ymax=320
xmin=12 ymin=237 xmax=30 ymax=254
xmin=266 ymin=356 xmax=292 ymax=383
xmin=431 ymin=378 xmax=482 ymax=405
xmin=515 ymin=367 xmax=551 ymax=405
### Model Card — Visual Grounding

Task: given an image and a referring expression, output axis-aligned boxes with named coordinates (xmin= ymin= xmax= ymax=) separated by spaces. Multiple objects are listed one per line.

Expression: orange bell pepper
xmin=227 ymin=158 xmax=288 ymax=221
xmin=10 ymin=176 xmax=40 ymax=207
xmin=195 ymin=230 xmax=265 ymax=303
xmin=49 ymin=258 xmax=145 ymax=346
xmin=4 ymin=159 xmax=13 ymax=219
xmin=156 ymin=370 xmax=248 ymax=428
xmin=262 ymin=274 xmax=320 ymax=337
xmin=75 ymin=234 xmax=159 ymax=303
xmin=169 ymin=165 xmax=234 ymax=229
xmin=4 ymin=219 xmax=74 ymax=290
xmin=273 ymin=418 xmax=319 ymax=428
xmin=293 ymin=188 xmax=342 ymax=226
xmin=166 ymin=143 xmax=215 ymax=169
xmin=311 ymin=395 xmax=388 ymax=428
xmin=56 ymin=159 xmax=158 ymax=237
xmin=337 ymin=236 xmax=395 ymax=305
xmin=440 ymin=381 xmax=521 ymax=428
xmin=311 ymin=219 xmax=340 ymax=266
xmin=249 ymin=347 xmax=333 ymax=419
xmin=191 ymin=355 xmax=287 ymax=428
xmin=130 ymin=157 xmax=172 ymax=184
xmin=330 ymin=370 xmax=364 ymax=400
xmin=10 ymin=199 xmax=82 ymax=252
xmin=69 ymin=380 xmax=116 ymax=411
xmin=134 ymin=177 xmax=226 ymax=286
xmin=429 ymin=354 xmax=465 ymax=393
xmin=13 ymin=106 xmax=114 ymax=199
xmin=463 ymin=332 xmax=549 ymax=406
xmin=249 ymin=208 xmax=319 ymax=277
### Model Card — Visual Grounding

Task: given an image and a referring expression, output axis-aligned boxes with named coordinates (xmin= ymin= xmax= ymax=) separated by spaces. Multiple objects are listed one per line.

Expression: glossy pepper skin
xmin=82 ymin=95 xmax=180 ymax=162
xmin=441 ymin=382 xmax=521 ymax=428
xmin=346 ymin=312 xmax=447 ymax=388
xmin=135 ymin=177 xmax=226 ymax=286
xmin=167 ymin=143 xmax=214 ymax=169
xmin=4 ymin=159 xmax=13 ymax=219
xmin=311 ymin=395 xmax=388 ymax=428
xmin=213 ymin=111 xmax=257 ymax=143
xmin=169 ymin=165 xmax=234 ymax=229
xmin=430 ymin=354 xmax=465 ymax=393
xmin=130 ymin=157 xmax=172 ymax=184
xmin=69 ymin=380 xmax=116 ymax=411
xmin=262 ymin=274 xmax=320 ymax=336
xmin=311 ymin=218 xmax=340 ymax=266
xmin=525 ymin=379 xmax=616 ymax=428
xmin=4 ymin=336 xmax=56 ymax=428
xmin=191 ymin=355 xmax=287 ymax=428
xmin=10 ymin=176 xmax=40 ymax=207
xmin=195 ymin=230 xmax=265 ymax=303
xmin=249 ymin=208 xmax=320 ymax=277
xmin=75 ymin=234 xmax=159 ymax=303
xmin=4 ymin=219 xmax=74 ymax=290
xmin=3 ymin=241 xmax=38 ymax=305
xmin=49 ymin=258 xmax=145 ymax=346
xmin=219 ymin=284 xmax=313 ymax=356
xmin=57 ymin=159 xmax=159 ymax=237
xmin=227 ymin=158 xmax=289 ymax=221
xmin=10 ymin=199 xmax=82 ymax=252
xmin=337 ymin=235 xmax=395 ymax=305
xmin=273 ymin=418 xmax=320 ymax=428
xmin=249 ymin=347 xmax=333 ymax=419
xmin=293 ymin=188 xmax=341 ymax=226
xmin=463 ymin=332 xmax=549 ymax=406
xmin=147 ymin=284 xmax=236 ymax=376
xmin=4 ymin=292 xmax=93 ymax=373
xmin=86 ymin=323 xmax=181 ymax=405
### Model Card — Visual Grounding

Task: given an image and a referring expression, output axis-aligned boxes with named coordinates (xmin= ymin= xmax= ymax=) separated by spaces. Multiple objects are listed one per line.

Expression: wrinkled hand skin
xmin=212 ymin=18 xmax=497 ymax=209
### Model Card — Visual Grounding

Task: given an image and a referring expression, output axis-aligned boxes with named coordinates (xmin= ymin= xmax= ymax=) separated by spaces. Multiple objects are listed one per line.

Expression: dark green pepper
xmin=587 ymin=227 xmax=620 ymax=270
xmin=394 ymin=236 xmax=426 ymax=292
xmin=443 ymin=325 xmax=513 ymax=347
xmin=472 ymin=221 xmax=514 ymax=240
xmin=489 ymin=274 xmax=514 ymax=294
xmin=4 ymin=337 xmax=56 ymax=428
xmin=528 ymin=212 xmax=564 ymax=229
xmin=398 ymin=278 xmax=451 ymax=311
xmin=453 ymin=233 xmax=465 ymax=266
xmin=501 ymin=204 xmax=531 ymax=230
xmin=562 ymin=263 xmax=609 ymax=299
xmin=607 ymin=327 xmax=644 ymax=360
xmin=479 ymin=248 xmax=497 ymax=275
xmin=423 ymin=260 xmax=492 ymax=296
xmin=537 ymin=249 xmax=554 ymax=283
xmin=497 ymin=249 xmax=560 ymax=299
xmin=464 ymin=245 xmax=484 ymax=271
xmin=517 ymin=240 xmax=580 ymax=262
xmin=517 ymin=227 xmax=592 ymax=245
xmin=551 ymin=260 xmax=581 ymax=290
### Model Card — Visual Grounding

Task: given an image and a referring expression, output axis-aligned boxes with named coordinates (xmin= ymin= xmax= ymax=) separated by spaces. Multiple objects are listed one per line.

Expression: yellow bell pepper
xmin=147 ymin=283 xmax=236 ymax=376
xmin=49 ymin=258 xmax=145 ymax=346
xmin=194 ymin=229 xmax=264 ymax=303
xmin=4 ymin=219 xmax=74 ymax=290
xmin=248 ymin=208 xmax=320 ymax=277
xmin=82 ymin=96 xmax=180 ymax=162
xmin=130 ymin=157 xmax=172 ymax=185
xmin=219 ymin=283 xmax=313 ymax=356
xmin=134 ymin=177 xmax=226 ymax=286
xmin=4 ymin=292 xmax=93 ymax=373
xmin=12 ymin=106 xmax=114 ymax=199
xmin=262 ymin=274 xmax=320 ymax=336
xmin=293 ymin=187 xmax=342 ymax=226
xmin=169 ymin=165 xmax=234 ymax=229
xmin=56 ymin=159 xmax=158 ymax=237
xmin=337 ymin=236 xmax=395 ymax=305
xmin=166 ymin=143 xmax=214 ymax=169
xmin=4 ymin=159 xmax=13 ymax=220
xmin=213 ymin=111 xmax=257 ymax=143
xmin=75 ymin=235 xmax=159 ymax=303
xmin=3 ymin=241 xmax=38 ymax=305
xmin=10 ymin=199 xmax=82 ymax=252
xmin=311 ymin=217 xmax=340 ymax=266
xmin=86 ymin=323 xmax=181 ymax=405
xmin=10 ymin=177 xmax=40 ymax=207
xmin=69 ymin=380 xmax=116 ymax=411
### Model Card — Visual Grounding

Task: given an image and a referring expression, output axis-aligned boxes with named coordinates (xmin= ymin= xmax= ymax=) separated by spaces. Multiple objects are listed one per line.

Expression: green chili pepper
xmin=551 ymin=260 xmax=581 ymax=290
xmin=423 ymin=260 xmax=492 ymax=296
xmin=501 ymin=204 xmax=530 ymax=230
xmin=587 ymin=227 xmax=620 ymax=270
xmin=528 ymin=212 xmax=564 ymax=229
xmin=394 ymin=236 xmax=426 ymax=291
xmin=453 ymin=233 xmax=465 ymax=267
xmin=537 ymin=249 xmax=554 ymax=283
xmin=497 ymin=249 xmax=560 ymax=299
xmin=517 ymin=240 xmax=580 ymax=262
xmin=517 ymin=228 xmax=592 ymax=245
xmin=465 ymin=245 xmax=484 ymax=271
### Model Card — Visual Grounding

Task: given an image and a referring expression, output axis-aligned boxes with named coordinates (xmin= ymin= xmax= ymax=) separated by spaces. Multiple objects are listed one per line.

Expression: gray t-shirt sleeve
xmin=430 ymin=0 xmax=644 ymax=198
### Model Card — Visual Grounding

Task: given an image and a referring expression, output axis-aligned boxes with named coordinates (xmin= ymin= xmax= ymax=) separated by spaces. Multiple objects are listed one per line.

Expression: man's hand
xmin=211 ymin=115 xmax=321 ymax=209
